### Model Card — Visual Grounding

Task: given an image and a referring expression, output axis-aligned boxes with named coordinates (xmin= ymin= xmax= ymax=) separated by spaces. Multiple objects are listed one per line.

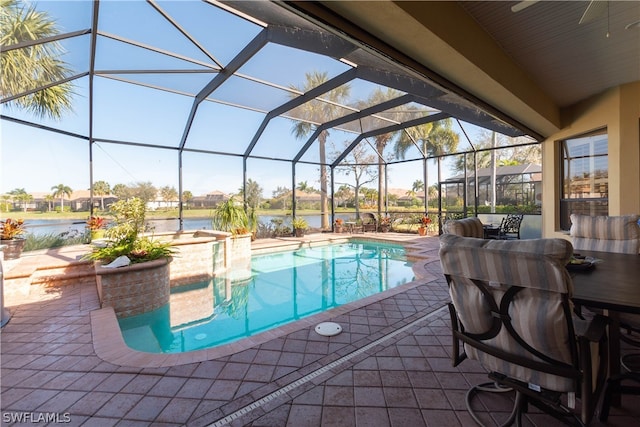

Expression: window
xmin=560 ymin=130 xmax=608 ymax=230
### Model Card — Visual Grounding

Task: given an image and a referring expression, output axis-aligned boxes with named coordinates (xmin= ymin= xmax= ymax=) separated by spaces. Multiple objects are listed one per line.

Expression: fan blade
xmin=579 ymin=0 xmax=608 ymax=25
xmin=511 ymin=1 xmax=540 ymax=13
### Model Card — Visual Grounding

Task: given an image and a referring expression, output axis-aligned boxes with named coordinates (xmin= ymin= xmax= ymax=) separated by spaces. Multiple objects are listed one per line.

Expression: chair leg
xmin=599 ymin=372 xmax=640 ymax=422
xmin=465 ymin=381 xmax=520 ymax=427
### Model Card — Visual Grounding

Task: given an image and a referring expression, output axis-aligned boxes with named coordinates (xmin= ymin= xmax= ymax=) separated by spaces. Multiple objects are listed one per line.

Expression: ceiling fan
xmin=511 ymin=0 xmax=608 ymax=25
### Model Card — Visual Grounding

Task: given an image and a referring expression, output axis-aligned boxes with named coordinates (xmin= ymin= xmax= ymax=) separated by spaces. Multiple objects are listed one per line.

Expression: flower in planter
xmin=86 ymin=216 xmax=106 ymax=231
xmin=380 ymin=216 xmax=391 ymax=226
xmin=335 ymin=218 xmax=344 ymax=226
xmin=1 ymin=218 xmax=26 ymax=240
xmin=85 ymin=198 xmax=174 ymax=265
xmin=420 ymin=215 xmax=431 ymax=226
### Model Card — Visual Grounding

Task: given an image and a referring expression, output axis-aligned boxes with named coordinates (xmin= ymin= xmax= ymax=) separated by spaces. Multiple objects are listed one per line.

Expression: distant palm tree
xmin=0 ymin=194 xmax=11 ymax=212
xmin=395 ymin=119 xmax=459 ymax=208
xmin=51 ymin=184 xmax=72 ymax=212
xmin=44 ymin=194 xmax=54 ymax=212
xmin=357 ymin=88 xmax=403 ymax=217
xmin=8 ymin=188 xmax=30 ymax=212
xmin=0 ymin=0 xmax=74 ymax=119
xmin=289 ymin=71 xmax=351 ymax=229
xmin=92 ymin=180 xmax=110 ymax=211
xmin=412 ymin=179 xmax=424 ymax=194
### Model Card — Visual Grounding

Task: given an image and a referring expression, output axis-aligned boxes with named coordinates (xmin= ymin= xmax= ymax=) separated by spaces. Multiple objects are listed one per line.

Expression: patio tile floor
xmin=2 ymin=234 xmax=640 ymax=426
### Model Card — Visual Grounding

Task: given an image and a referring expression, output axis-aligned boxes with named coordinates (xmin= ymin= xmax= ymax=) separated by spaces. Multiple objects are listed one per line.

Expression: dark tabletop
xmin=570 ymin=250 xmax=640 ymax=314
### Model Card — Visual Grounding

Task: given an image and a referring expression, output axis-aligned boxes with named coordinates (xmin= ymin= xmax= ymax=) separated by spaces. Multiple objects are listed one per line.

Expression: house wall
xmin=542 ymin=82 xmax=640 ymax=239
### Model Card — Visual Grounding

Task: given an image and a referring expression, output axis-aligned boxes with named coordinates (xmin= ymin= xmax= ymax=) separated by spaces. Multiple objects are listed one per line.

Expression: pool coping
xmin=91 ymin=234 xmax=438 ymax=368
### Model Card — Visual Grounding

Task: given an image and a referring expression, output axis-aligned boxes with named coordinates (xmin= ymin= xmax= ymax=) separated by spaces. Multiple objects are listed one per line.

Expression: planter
xmin=380 ymin=225 xmax=390 ymax=233
xmin=335 ymin=225 xmax=343 ymax=233
xmin=294 ymin=228 xmax=305 ymax=237
xmin=418 ymin=226 xmax=428 ymax=236
xmin=90 ymin=229 xmax=105 ymax=240
xmin=95 ymin=257 xmax=171 ymax=318
xmin=0 ymin=238 xmax=25 ymax=260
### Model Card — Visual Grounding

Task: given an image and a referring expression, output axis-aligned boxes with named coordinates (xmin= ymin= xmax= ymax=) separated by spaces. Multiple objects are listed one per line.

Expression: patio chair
xmin=443 ymin=217 xmax=484 ymax=238
xmin=569 ymin=214 xmax=640 ymax=254
xmin=439 ymin=234 xmax=608 ymax=426
xmin=361 ymin=213 xmax=377 ymax=232
xmin=569 ymin=214 xmax=640 ymax=421
xmin=599 ymin=312 xmax=640 ymax=421
xmin=493 ymin=213 xmax=523 ymax=240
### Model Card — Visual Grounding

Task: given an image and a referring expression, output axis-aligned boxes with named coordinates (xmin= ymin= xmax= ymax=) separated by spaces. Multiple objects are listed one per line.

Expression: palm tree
xmin=44 ymin=194 xmax=54 ymax=212
xmin=412 ymin=179 xmax=424 ymax=194
xmin=92 ymin=180 xmax=110 ymax=211
xmin=51 ymin=184 xmax=72 ymax=212
xmin=8 ymin=188 xmax=29 ymax=212
xmin=289 ymin=71 xmax=351 ymax=229
xmin=395 ymin=119 xmax=459 ymax=208
xmin=358 ymin=88 xmax=403 ymax=217
xmin=0 ymin=0 xmax=74 ymax=119
xmin=0 ymin=194 xmax=11 ymax=212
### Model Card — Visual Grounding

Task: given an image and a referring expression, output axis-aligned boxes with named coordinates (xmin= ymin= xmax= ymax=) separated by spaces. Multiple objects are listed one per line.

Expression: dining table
xmin=569 ymin=250 xmax=640 ymax=407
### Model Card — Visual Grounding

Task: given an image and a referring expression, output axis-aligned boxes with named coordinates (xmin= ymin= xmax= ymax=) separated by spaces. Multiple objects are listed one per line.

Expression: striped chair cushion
xmin=444 ymin=217 xmax=484 ymax=238
xmin=570 ymin=214 xmax=640 ymax=254
xmin=440 ymin=234 xmax=576 ymax=391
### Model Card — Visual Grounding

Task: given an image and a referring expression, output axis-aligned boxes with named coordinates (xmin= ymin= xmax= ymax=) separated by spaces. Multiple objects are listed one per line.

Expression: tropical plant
xmin=85 ymin=198 xmax=173 ymax=264
xmin=289 ymin=71 xmax=351 ymax=230
xmin=238 ymin=178 xmax=263 ymax=234
xmin=211 ymin=196 xmax=249 ymax=235
xmin=86 ymin=216 xmax=106 ymax=231
xmin=0 ymin=0 xmax=74 ymax=119
xmin=51 ymin=184 xmax=72 ymax=211
xmin=0 ymin=218 xmax=25 ymax=240
xmin=92 ymin=180 xmax=111 ymax=211
xmin=291 ymin=217 xmax=308 ymax=230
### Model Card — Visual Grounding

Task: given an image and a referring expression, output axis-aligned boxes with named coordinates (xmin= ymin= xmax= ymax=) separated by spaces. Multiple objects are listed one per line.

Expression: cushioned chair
xmin=569 ymin=214 xmax=640 ymax=254
xmin=361 ymin=213 xmax=377 ymax=232
xmin=570 ymin=214 xmax=640 ymax=421
xmin=440 ymin=234 xmax=608 ymax=426
xmin=443 ymin=216 xmax=484 ymax=238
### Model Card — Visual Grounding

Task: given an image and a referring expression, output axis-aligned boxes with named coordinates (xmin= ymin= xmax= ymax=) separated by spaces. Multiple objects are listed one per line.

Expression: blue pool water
xmin=118 ymin=240 xmax=415 ymax=353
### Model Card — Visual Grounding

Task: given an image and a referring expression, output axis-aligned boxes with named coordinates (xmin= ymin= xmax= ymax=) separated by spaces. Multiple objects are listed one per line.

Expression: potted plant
xmin=211 ymin=196 xmax=249 ymax=235
xmin=418 ymin=214 xmax=431 ymax=236
xmin=86 ymin=198 xmax=173 ymax=265
xmin=292 ymin=217 xmax=308 ymax=237
xmin=85 ymin=198 xmax=174 ymax=318
xmin=0 ymin=218 xmax=27 ymax=260
xmin=334 ymin=218 xmax=344 ymax=233
xmin=86 ymin=216 xmax=107 ymax=241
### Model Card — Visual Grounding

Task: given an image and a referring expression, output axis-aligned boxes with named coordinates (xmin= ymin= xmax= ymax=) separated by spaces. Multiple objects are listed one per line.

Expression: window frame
xmin=559 ymin=128 xmax=608 ymax=231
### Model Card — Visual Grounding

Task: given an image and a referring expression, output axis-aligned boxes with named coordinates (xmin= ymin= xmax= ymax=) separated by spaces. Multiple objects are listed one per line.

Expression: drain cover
xmin=315 ymin=322 xmax=342 ymax=337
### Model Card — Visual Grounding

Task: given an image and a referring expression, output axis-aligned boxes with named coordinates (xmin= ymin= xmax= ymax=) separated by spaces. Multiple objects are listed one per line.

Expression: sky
xmin=1 ymin=0 xmax=505 ymax=200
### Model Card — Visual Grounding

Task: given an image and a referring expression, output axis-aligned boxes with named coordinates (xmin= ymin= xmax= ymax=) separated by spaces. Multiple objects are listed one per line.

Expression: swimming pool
xmin=118 ymin=240 xmax=415 ymax=353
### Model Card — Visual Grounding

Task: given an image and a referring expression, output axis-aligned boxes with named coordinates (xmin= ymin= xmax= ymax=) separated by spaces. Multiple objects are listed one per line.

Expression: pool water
xmin=118 ymin=240 xmax=415 ymax=353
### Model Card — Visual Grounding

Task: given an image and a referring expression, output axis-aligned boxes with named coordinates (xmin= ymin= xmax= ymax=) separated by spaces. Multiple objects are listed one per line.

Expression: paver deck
xmin=2 ymin=233 xmax=639 ymax=426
